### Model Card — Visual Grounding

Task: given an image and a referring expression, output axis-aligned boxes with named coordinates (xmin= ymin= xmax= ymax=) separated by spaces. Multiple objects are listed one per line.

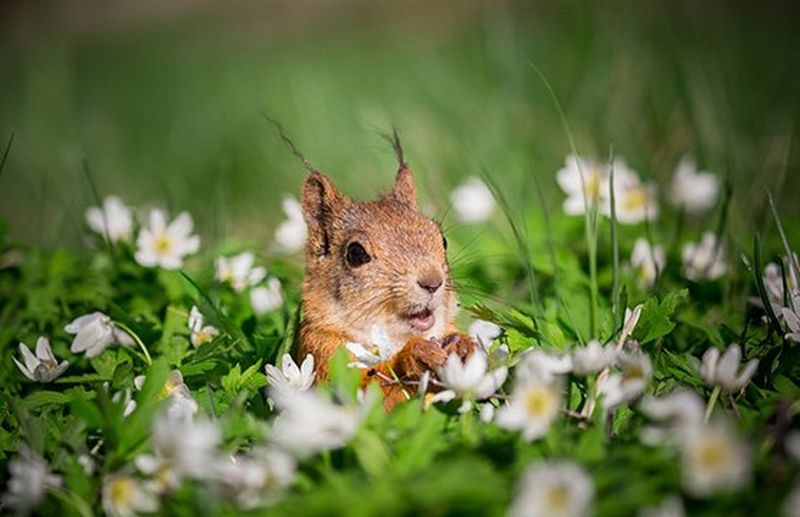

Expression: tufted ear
xmin=392 ymin=166 xmax=418 ymax=210
xmin=302 ymin=172 xmax=346 ymax=258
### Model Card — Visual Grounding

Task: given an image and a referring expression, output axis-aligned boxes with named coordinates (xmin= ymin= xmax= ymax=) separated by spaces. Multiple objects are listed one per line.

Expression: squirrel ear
xmin=392 ymin=166 xmax=418 ymax=210
xmin=302 ymin=172 xmax=345 ymax=257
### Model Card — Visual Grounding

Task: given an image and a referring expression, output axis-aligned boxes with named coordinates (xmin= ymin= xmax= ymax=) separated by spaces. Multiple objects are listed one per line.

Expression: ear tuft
xmin=301 ymin=172 xmax=344 ymax=257
xmin=392 ymin=167 xmax=418 ymax=210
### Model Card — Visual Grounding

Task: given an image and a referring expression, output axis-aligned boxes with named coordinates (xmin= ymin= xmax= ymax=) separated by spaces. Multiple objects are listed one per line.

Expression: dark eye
xmin=442 ymin=235 xmax=448 ymax=250
xmin=345 ymin=242 xmax=371 ymax=268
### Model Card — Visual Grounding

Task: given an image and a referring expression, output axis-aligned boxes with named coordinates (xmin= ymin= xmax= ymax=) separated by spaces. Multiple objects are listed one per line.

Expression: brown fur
xmin=297 ymin=155 xmax=474 ymax=410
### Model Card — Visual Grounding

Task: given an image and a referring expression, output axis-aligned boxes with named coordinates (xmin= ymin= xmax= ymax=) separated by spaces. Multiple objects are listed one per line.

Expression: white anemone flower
xmin=782 ymin=304 xmax=800 ymax=343
xmin=101 ymin=473 xmax=159 ymax=517
xmin=450 ymin=177 xmax=495 ymax=223
xmin=212 ymin=448 xmax=296 ymax=509
xmin=556 ymin=154 xmax=611 ymax=216
xmin=509 ymin=461 xmax=594 ymax=517
xmin=134 ymin=369 xmax=198 ymax=420
xmin=638 ymin=389 xmax=706 ymax=446
xmin=13 ymin=337 xmax=68 ymax=383
xmin=345 ymin=326 xmax=401 ymax=368
xmin=669 ymin=156 xmax=719 ymax=214
xmin=468 ymin=319 xmax=503 ymax=348
xmin=135 ymin=414 xmax=221 ymax=488
xmin=134 ymin=209 xmax=200 ymax=270
xmin=250 ymin=277 xmax=284 ymax=315
xmin=265 ymin=354 xmax=315 ymax=394
xmin=679 ymin=419 xmax=751 ymax=497
xmin=682 ymin=232 xmax=728 ymax=281
xmin=188 ymin=306 xmax=219 ymax=348
xmin=598 ymin=350 xmax=652 ymax=409
xmin=610 ymin=174 xmax=659 ymax=225
xmin=65 ymin=311 xmax=134 ymax=358
xmin=571 ymin=340 xmax=616 ymax=375
xmin=699 ymin=343 xmax=758 ymax=392
xmin=269 ymin=389 xmax=361 ymax=459
xmin=430 ymin=352 xmax=508 ymax=412
xmin=496 ymin=377 xmax=563 ymax=441
xmin=516 ymin=349 xmax=572 ymax=384
xmin=215 ymin=252 xmax=267 ymax=293
xmin=631 ymin=238 xmax=666 ymax=289
xmin=2 ymin=445 xmax=62 ymax=512
xmin=479 ymin=403 xmax=496 ymax=423
xmin=86 ymin=195 xmax=134 ymax=243
xmin=763 ymin=256 xmax=799 ymax=313
xmin=112 ymin=389 xmax=137 ymax=418
xmin=274 ymin=196 xmax=307 ymax=254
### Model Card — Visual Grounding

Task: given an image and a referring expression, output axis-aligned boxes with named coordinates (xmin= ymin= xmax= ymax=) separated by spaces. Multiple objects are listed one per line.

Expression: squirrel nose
xmin=417 ymin=271 xmax=443 ymax=294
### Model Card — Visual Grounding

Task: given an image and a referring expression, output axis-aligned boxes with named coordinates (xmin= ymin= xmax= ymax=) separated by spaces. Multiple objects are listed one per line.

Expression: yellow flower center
xmin=624 ymin=362 xmax=645 ymax=380
xmin=368 ymin=345 xmax=381 ymax=356
xmin=623 ymin=188 xmax=648 ymax=211
xmin=584 ymin=170 xmax=603 ymax=199
xmin=545 ymin=483 xmax=571 ymax=512
xmin=109 ymin=477 xmax=134 ymax=507
xmin=696 ymin=441 xmax=727 ymax=471
xmin=158 ymin=378 xmax=181 ymax=399
xmin=154 ymin=234 xmax=172 ymax=255
xmin=525 ymin=387 xmax=555 ymax=417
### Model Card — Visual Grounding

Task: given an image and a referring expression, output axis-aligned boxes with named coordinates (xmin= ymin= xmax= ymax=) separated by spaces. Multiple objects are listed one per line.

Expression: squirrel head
xmin=300 ymin=163 xmax=457 ymax=346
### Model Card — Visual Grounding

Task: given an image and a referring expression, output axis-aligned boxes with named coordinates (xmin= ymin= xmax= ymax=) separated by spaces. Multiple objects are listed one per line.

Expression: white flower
xmin=274 ymin=196 xmax=307 ymax=253
xmin=430 ymin=352 xmax=508 ymax=412
xmin=112 ymin=389 xmax=138 ymax=418
xmin=763 ymin=257 xmax=799 ymax=313
xmin=611 ymin=173 xmax=659 ymax=224
xmin=13 ymin=337 xmax=68 ymax=383
xmin=571 ymin=340 xmax=616 ymax=375
xmin=212 ymin=448 xmax=296 ymax=508
xmin=638 ymin=389 xmax=705 ymax=446
xmin=631 ymin=238 xmax=666 ymax=289
xmin=783 ymin=304 xmax=800 ymax=343
xmin=134 ymin=209 xmax=200 ymax=270
xmin=215 ymin=252 xmax=267 ymax=293
xmin=787 ymin=430 xmax=800 ymax=462
xmin=557 ymin=154 xmax=611 ymax=216
xmin=468 ymin=319 xmax=502 ymax=348
xmin=2 ymin=445 xmax=62 ymax=511
xmin=682 ymin=232 xmax=728 ymax=281
xmin=784 ymin=482 xmax=800 ymax=517
xmin=77 ymin=454 xmax=95 ymax=475
xmin=509 ymin=461 xmax=594 ymax=517
xmin=450 ymin=177 xmax=495 ymax=223
xmin=86 ymin=195 xmax=134 ymax=243
xmin=265 ymin=354 xmax=315 ymax=394
xmin=515 ymin=349 xmax=572 ymax=384
xmin=496 ymin=377 xmax=562 ymax=441
xmin=250 ymin=277 xmax=284 ymax=315
xmin=101 ymin=473 xmax=159 ymax=517
xmin=679 ymin=419 xmax=751 ymax=497
xmin=637 ymin=496 xmax=685 ymax=517
xmin=699 ymin=343 xmax=758 ymax=392
xmin=134 ymin=369 xmax=198 ymax=420
xmin=188 ymin=306 xmax=219 ymax=348
xmin=135 ymin=413 xmax=221 ymax=488
xmin=65 ymin=311 xmax=134 ymax=358
xmin=345 ymin=326 xmax=401 ymax=368
xmin=598 ymin=350 xmax=652 ymax=409
xmin=269 ymin=390 xmax=360 ymax=458
xmin=479 ymin=403 xmax=496 ymax=423
xmin=669 ymin=156 xmax=719 ymax=214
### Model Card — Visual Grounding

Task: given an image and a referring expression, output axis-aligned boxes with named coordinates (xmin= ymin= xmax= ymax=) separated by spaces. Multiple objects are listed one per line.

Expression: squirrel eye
xmin=345 ymin=241 xmax=371 ymax=268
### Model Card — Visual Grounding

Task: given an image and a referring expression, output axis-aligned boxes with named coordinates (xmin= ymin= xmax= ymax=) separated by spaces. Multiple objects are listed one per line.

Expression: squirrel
xmin=296 ymin=134 xmax=475 ymax=410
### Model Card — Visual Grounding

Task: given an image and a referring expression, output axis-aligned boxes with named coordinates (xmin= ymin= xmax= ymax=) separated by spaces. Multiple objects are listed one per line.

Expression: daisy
xmin=682 ymin=232 xmax=728 ymax=281
xmin=65 ymin=311 xmax=134 ymax=358
xmin=509 ymin=461 xmax=594 ymax=517
xmin=630 ymin=238 xmax=666 ymax=289
xmin=430 ymin=352 xmax=508 ymax=412
xmin=101 ymin=473 xmax=159 ymax=517
xmin=86 ymin=195 xmax=134 ymax=243
xmin=496 ymin=377 xmax=562 ymax=441
xmin=135 ymin=209 xmax=200 ymax=270
xmin=250 ymin=277 xmax=284 ymax=315
xmin=215 ymin=251 xmax=267 ymax=293
xmin=274 ymin=196 xmax=307 ymax=253
xmin=187 ymin=306 xmax=219 ymax=348
xmin=610 ymin=174 xmax=659 ymax=224
xmin=13 ymin=337 xmax=68 ymax=383
xmin=669 ymin=156 xmax=719 ymax=214
xmin=265 ymin=353 xmax=315 ymax=394
xmin=450 ymin=177 xmax=495 ymax=223
xmin=679 ymin=419 xmax=751 ymax=497
xmin=699 ymin=343 xmax=758 ymax=392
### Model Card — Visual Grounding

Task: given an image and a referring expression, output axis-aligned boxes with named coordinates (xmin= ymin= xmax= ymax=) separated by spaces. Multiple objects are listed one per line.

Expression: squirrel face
xmin=300 ymin=166 xmax=458 ymax=347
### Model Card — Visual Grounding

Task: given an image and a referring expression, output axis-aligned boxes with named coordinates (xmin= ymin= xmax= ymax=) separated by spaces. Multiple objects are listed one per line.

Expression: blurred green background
xmin=1 ymin=0 xmax=798 ymax=250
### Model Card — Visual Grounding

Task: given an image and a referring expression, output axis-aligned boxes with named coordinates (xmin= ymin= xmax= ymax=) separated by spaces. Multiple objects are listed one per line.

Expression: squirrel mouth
xmin=406 ymin=308 xmax=435 ymax=332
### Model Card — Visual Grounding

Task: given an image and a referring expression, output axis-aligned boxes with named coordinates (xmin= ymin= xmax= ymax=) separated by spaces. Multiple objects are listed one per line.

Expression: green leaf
xmin=633 ymin=289 xmax=689 ymax=344
xmin=21 ymin=391 xmax=71 ymax=410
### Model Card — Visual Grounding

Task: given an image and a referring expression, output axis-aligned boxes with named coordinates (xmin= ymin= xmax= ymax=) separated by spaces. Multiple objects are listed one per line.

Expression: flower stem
xmin=385 ymin=364 xmax=411 ymax=401
xmin=705 ymin=385 xmax=721 ymax=421
xmin=114 ymin=321 xmax=152 ymax=367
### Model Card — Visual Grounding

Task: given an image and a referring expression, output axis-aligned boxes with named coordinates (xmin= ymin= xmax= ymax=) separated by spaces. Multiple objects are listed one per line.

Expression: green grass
xmin=1 ymin=2 xmax=800 ymax=516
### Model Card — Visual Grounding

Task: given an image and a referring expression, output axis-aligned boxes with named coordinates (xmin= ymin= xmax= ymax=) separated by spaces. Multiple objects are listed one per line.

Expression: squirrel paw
xmin=440 ymin=332 xmax=476 ymax=362
xmin=394 ymin=337 xmax=448 ymax=380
